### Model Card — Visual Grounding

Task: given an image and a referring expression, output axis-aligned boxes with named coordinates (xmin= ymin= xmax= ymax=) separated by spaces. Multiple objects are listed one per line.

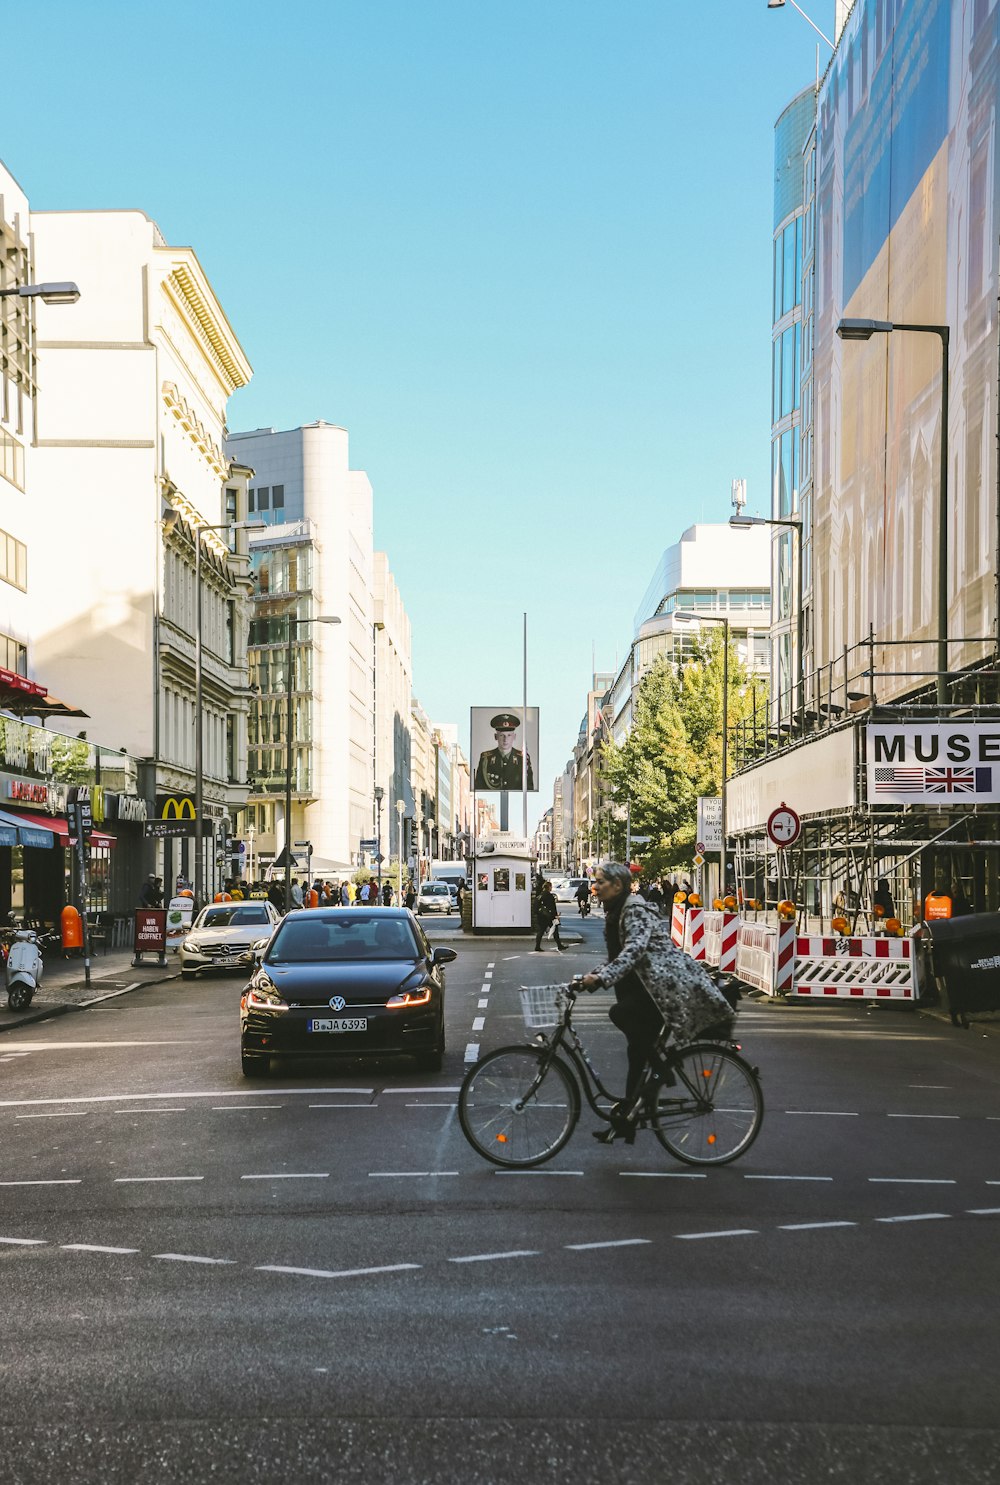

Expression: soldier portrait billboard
xmin=470 ymin=707 xmax=538 ymax=793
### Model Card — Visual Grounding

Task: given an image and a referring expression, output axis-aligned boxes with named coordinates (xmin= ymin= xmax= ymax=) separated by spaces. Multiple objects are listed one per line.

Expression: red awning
xmin=3 ymin=811 xmax=116 ymax=850
xmin=0 ymin=667 xmax=88 ymax=718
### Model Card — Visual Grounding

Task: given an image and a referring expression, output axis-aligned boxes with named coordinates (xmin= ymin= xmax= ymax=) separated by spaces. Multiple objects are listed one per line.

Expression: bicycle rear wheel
xmin=651 ymin=1042 xmax=763 ymax=1166
xmin=459 ymin=1045 xmax=580 ymax=1168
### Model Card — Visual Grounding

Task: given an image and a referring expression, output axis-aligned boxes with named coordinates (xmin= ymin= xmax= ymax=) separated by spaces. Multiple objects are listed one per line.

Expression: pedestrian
xmin=404 ymin=881 xmax=416 ymax=911
xmin=647 ymin=880 xmax=664 ymax=911
xmin=454 ymin=879 xmax=464 ymax=916
xmin=359 ymin=880 xmax=371 ymax=905
xmin=872 ymin=878 xmax=895 ymax=920
xmin=575 ymin=879 xmax=590 ymax=917
xmin=533 ymin=880 xmax=566 ymax=952
xmin=340 ymin=881 xmax=352 ymax=906
xmin=290 ymin=879 xmax=304 ymax=910
xmin=382 ymin=881 xmax=393 ymax=906
xmin=138 ymin=873 xmax=162 ymax=909
xmin=581 ymin=861 xmax=734 ymax=1143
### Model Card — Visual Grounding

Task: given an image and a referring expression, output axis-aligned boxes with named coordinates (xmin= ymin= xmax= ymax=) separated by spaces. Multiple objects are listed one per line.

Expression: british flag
xmin=925 ymin=766 xmax=991 ymax=794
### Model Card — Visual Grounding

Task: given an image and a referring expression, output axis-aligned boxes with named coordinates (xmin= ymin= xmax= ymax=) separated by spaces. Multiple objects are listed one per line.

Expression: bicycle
xmin=458 ymin=978 xmax=763 ymax=1169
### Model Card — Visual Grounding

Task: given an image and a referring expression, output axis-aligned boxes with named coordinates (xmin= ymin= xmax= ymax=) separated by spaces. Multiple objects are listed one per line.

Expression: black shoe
xmin=532 ymin=947 xmax=543 ymax=952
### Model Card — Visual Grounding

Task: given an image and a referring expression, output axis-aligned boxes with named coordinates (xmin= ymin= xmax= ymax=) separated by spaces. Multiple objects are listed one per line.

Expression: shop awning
xmin=0 ymin=809 xmax=54 ymax=849
xmin=0 ymin=666 xmax=88 ymax=719
xmin=3 ymin=810 xmax=116 ymax=850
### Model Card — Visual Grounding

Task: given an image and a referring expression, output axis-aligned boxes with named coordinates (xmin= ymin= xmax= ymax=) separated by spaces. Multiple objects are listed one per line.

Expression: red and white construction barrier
xmin=670 ymin=902 xmax=685 ymax=947
xmin=775 ymin=920 xmax=796 ymax=995
xmin=702 ymin=910 xmax=740 ymax=972
xmin=792 ymin=934 xmax=913 ymax=999
xmin=683 ymin=906 xmax=706 ymax=961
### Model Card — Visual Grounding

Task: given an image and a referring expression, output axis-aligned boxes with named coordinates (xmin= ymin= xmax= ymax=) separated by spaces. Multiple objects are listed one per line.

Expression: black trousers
xmin=535 ymin=919 xmax=563 ymax=949
xmin=609 ymin=981 xmax=665 ymax=1102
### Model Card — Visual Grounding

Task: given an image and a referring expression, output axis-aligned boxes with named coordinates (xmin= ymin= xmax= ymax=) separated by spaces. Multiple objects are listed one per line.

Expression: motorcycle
xmin=6 ymin=928 xmax=46 ymax=1012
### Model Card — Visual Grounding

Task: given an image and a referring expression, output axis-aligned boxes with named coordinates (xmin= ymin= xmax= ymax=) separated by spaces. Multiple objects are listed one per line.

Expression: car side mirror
xmin=432 ymin=947 xmax=458 ymax=966
xmin=250 ymin=938 xmax=269 ymax=963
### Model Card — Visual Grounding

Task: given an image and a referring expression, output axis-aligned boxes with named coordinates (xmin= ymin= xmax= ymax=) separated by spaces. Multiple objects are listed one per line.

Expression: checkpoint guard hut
xmin=472 ymin=833 xmax=533 ymax=933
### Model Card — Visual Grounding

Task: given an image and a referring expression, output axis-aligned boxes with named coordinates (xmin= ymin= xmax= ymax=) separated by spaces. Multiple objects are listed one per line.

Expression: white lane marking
xmin=967 ymin=1208 xmax=1000 ymax=1215
xmin=868 ymin=1178 xmax=956 ymax=1185
xmin=449 ymin=1250 xmax=541 ymax=1264
xmin=0 ymin=1088 xmax=374 ymax=1109
xmin=619 ymin=1171 xmax=707 ymax=1179
xmin=240 ymin=1173 xmax=329 ymax=1181
xmin=382 ymin=1087 xmax=460 ymax=1095
xmin=887 ymin=1114 xmax=960 ymax=1121
xmin=63 ymin=1243 xmax=139 ymax=1255
xmin=309 ymin=1104 xmax=378 ymax=1109
xmin=565 ymin=1239 xmax=651 ymax=1251
xmin=472 ymin=1017 xmax=485 ymax=1032
xmin=211 ymin=1106 xmax=284 ymax=1112
xmin=112 ymin=1108 xmax=185 ymax=1115
xmin=478 ymin=999 xmax=489 ymax=1009
xmin=743 ymin=1175 xmax=833 ymax=1182
xmin=15 ymin=1112 xmax=89 ymax=1120
xmin=368 ymin=1171 xmax=459 ymax=1178
xmin=256 ymin=1263 xmax=421 ymax=1279
xmin=874 ymin=1213 xmax=951 ymax=1223
xmin=675 ymin=1229 xmax=758 ymax=1241
xmin=494 ymin=1169 xmax=584 ymax=1177
xmin=779 ymin=1221 xmax=858 ymax=1231
xmin=784 ymin=1110 xmax=859 ymax=1117
xmin=480 ymin=984 xmax=491 ymax=994
xmin=114 ymin=1176 xmax=204 ymax=1184
xmin=0 ymin=1236 xmax=47 ymax=1246
xmin=153 ymin=1253 xmax=235 ymax=1265
xmin=405 ymin=1102 xmax=457 ymax=1108
xmin=0 ymin=1041 xmax=195 ymax=1052
xmin=0 ymin=1179 xmax=81 ymax=1187
xmin=486 ymin=964 xmax=495 ymax=970
xmin=464 ymin=1043 xmax=480 ymax=1063
xmin=909 ymin=1084 xmax=949 ymax=1089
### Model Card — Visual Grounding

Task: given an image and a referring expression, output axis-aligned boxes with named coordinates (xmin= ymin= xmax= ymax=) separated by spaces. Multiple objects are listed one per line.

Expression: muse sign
xmin=865 ymin=724 xmax=1000 ymax=804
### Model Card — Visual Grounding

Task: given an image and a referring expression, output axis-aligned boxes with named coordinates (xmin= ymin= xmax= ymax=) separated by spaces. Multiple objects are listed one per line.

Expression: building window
xmin=257 ymin=487 xmax=270 ymax=510
xmin=0 ymin=529 xmax=27 ymax=591
xmin=248 ymin=489 xmax=255 ymax=512
xmin=0 ymin=631 xmax=26 ymax=673
xmin=272 ymin=484 xmax=284 ymax=512
xmin=0 ymin=430 xmax=24 ymax=491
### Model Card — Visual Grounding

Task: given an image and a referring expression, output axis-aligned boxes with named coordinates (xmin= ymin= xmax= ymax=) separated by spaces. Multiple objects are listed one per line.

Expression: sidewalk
xmin=0 ymin=946 xmax=180 ymax=1034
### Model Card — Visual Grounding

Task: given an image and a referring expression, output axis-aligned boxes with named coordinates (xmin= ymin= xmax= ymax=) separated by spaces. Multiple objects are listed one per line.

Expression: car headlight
xmin=245 ymin=983 xmax=289 ymax=1012
xmin=181 ymin=938 xmax=198 ymax=952
xmin=386 ymin=971 xmax=432 ymax=1009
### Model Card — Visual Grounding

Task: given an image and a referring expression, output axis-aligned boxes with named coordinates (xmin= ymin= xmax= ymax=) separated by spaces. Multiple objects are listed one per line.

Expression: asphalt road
xmin=0 ymin=914 xmax=998 ymax=1484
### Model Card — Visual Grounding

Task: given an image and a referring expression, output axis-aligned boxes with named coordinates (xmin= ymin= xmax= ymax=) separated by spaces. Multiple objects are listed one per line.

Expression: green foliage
xmin=599 ymin=635 xmax=766 ymax=872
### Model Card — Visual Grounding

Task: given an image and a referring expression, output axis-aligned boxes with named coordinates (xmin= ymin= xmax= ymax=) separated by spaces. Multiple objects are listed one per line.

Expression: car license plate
xmin=307 ymin=1017 xmax=368 ymax=1034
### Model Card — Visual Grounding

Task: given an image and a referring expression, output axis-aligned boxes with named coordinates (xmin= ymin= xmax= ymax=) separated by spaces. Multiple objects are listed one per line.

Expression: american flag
xmin=873 ymin=767 xmax=925 ymax=793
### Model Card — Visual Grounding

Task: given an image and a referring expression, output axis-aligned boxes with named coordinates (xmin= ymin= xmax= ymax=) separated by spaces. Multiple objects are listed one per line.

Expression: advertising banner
xmin=865 ymin=723 xmax=1000 ymax=804
xmin=133 ymin=909 xmax=167 ymax=953
xmin=470 ymin=707 xmax=539 ymax=793
xmin=696 ymin=797 xmax=723 ymax=852
xmin=165 ymin=895 xmax=195 ymax=946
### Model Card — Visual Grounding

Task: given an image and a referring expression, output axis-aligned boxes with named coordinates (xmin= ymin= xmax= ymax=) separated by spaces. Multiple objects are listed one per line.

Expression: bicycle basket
xmin=519 ymin=983 xmax=566 ymax=1030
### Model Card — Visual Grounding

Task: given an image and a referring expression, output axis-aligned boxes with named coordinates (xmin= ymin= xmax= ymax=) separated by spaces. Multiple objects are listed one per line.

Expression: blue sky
xmin=12 ymin=0 xmax=826 ymax=827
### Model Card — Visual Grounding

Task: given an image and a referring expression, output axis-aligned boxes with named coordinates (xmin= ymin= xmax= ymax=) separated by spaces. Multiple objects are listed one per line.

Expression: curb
xmin=0 ymin=970 xmax=179 ymax=1034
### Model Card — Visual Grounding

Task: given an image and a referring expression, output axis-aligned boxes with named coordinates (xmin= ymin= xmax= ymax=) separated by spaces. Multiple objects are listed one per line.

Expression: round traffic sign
xmin=766 ymin=802 xmax=801 ymax=847
xmin=696 ymin=841 xmax=706 ymax=855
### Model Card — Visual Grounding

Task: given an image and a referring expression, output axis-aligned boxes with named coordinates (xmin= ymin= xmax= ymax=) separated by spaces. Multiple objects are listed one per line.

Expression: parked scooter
xmin=6 ymin=928 xmax=46 ymax=1012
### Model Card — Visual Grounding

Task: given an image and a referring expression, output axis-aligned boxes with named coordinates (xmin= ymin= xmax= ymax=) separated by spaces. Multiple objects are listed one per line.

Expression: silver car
xmin=415 ymin=882 xmax=453 ymax=915
xmin=179 ymin=901 xmax=282 ymax=978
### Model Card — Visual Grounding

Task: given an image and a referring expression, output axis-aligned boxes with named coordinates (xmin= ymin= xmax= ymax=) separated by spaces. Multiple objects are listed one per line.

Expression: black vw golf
xmin=239 ymin=907 xmax=456 ymax=1077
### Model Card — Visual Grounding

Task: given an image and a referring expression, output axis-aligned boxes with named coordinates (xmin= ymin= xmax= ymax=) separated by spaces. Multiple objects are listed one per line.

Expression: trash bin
xmin=920 ymin=912 xmax=1000 ymax=1028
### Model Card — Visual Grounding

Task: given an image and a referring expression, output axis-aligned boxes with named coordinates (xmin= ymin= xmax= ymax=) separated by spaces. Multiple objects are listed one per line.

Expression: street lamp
xmin=187 ymin=518 xmax=264 ymax=909
xmin=766 ymin=0 xmax=834 ymax=48
xmin=373 ymin=785 xmax=384 ymax=894
xmin=837 ymin=318 xmax=950 ymax=704
xmin=0 ymin=281 xmax=81 ymax=305
xmin=283 ymin=613 xmax=341 ymax=912
xmin=396 ymin=798 xmax=406 ymax=908
xmin=674 ymin=612 xmax=730 ymax=900
xmin=730 ymin=512 xmax=804 ymax=723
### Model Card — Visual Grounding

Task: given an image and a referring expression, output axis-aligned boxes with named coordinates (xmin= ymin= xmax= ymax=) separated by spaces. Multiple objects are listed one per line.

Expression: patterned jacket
xmin=597 ymin=897 xmax=733 ymax=1044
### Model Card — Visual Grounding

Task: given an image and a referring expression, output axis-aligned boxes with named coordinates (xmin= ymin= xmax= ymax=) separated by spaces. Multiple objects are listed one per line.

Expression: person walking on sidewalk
xmin=534 ymin=880 xmax=566 ymax=952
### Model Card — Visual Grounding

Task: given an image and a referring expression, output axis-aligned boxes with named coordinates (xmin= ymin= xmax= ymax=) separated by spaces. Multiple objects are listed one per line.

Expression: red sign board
xmin=133 ymin=909 xmax=167 ymax=952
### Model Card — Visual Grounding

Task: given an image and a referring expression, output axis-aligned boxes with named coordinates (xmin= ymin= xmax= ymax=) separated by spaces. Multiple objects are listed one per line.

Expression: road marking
xmin=874 ymin=1213 xmax=951 ymax=1223
xmin=112 ymin=1108 xmax=185 ymax=1115
xmin=382 ymin=1088 xmax=460 ymax=1095
xmin=887 ymin=1114 xmax=960 ymax=1121
xmin=369 ymin=1171 xmax=459 ymax=1178
xmin=153 ymin=1253 xmax=236 ymax=1265
xmin=675 ymin=1229 xmax=758 ymax=1241
xmin=309 ymin=1103 xmax=378 ymax=1109
xmin=472 ymin=1017 xmax=485 ymax=1032
xmin=909 ymin=1084 xmax=949 ymax=1089
xmin=967 ymin=1208 xmax=1000 ymax=1216
xmin=212 ymin=1106 xmax=284 ymax=1112
xmin=619 ymin=1171 xmax=707 ymax=1179
xmin=256 ymin=1263 xmax=421 ymax=1279
xmin=405 ymin=1102 xmax=457 ymax=1108
xmin=0 ymin=1236 xmax=47 ymax=1246
xmin=15 ymin=1112 xmax=89 ymax=1119
xmin=63 ymin=1243 xmax=139 ymax=1254
xmin=565 ymin=1239 xmax=651 ymax=1251
xmin=478 ymin=999 xmax=489 ymax=1009
xmin=480 ymin=984 xmax=491 ymax=995
xmin=778 ymin=1221 xmax=857 ymax=1231
xmin=0 ymin=1179 xmax=81 ymax=1187
xmin=0 ymin=1088 xmax=375 ymax=1109
xmin=487 ymin=964 xmax=495 ymax=970
xmin=743 ymin=1174 xmax=833 ymax=1182
xmin=464 ymin=1042 xmax=480 ymax=1063
xmin=494 ymin=1169 xmax=584 ymax=1177
xmin=114 ymin=1176 xmax=204 ymax=1184
xmin=868 ymin=1178 xmax=956 ymax=1185
xmin=449 ymin=1250 xmax=541 ymax=1264
xmin=240 ymin=1173 xmax=329 ymax=1181
xmin=784 ymin=1110 xmax=859 ymax=1117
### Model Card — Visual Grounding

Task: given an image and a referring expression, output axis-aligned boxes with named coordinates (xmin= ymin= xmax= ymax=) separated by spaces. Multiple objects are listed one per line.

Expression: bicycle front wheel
xmin=459 ymin=1045 xmax=580 ymax=1168
xmin=651 ymin=1042 xmax=763 ymax=1166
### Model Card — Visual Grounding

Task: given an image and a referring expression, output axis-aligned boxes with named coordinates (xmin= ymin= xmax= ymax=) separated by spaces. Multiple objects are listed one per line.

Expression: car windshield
xmin=422 ymin=885 xmax=448 ymax=895
xmin=266 ymin=913 xmax=421 ymax=964
xmin=197 ymin=905 xmax=272 ymax=928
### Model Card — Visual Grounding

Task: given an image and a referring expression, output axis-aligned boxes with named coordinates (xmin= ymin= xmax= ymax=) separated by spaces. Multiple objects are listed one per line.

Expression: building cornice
xmin=158 ymin=248 xmax=252 ymax=395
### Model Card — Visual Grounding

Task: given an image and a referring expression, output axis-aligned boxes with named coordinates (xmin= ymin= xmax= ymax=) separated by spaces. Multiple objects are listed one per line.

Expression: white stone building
xmin=374 ymin=551 xmax=413 ymax=867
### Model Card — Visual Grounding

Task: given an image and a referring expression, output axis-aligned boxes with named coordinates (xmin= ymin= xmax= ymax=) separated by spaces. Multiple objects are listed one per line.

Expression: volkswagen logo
xmin=329 ymin=995 xmax=346 ymax=1011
